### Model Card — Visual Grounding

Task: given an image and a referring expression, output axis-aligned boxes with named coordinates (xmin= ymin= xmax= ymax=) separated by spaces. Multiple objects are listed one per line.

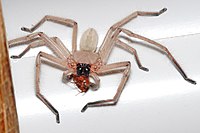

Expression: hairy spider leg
xmin=118 ymin=28 xmax=196 ymax=84
xmin=82 ymin=61 xmax=131 ymax=112
xmin=115 ymin=39 xmax=149 ymax=71
xmin=99 ymin=8 xmax=167 ymax=64
xmin=21 ymin=15 xmax=78 ymax=53
xmin=36 ymin=51 xmax=67 ymax=123
xmin=9 ymin=32 xmax=70 ymax=59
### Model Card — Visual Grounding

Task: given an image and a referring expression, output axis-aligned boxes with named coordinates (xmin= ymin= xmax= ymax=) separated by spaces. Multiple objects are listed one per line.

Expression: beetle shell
xmin=73 ymin=74 xmax=90 ymax=92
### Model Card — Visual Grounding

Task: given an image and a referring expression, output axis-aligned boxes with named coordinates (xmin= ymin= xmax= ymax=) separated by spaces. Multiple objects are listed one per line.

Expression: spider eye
xmin=76 ymin=63 xmax=90 ymax=77
xmin=84 ymin=67 xmax=90 ymax=77
xmin=77 ymin=67 xmax=82 ymax=76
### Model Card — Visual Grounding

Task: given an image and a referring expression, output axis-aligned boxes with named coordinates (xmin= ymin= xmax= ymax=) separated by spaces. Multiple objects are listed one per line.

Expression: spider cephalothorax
xmin=9 ymin=8 xmax=196 ymax=123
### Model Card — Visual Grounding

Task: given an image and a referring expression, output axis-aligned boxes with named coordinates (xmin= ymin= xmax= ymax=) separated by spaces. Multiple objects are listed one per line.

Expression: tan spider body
xmin=9 ymin=8 xmax=196 ymax=123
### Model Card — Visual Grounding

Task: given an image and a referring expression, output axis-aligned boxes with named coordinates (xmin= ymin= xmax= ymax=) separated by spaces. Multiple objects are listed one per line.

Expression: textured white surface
xmin=2 ymin=0 xmax=200 ymax=133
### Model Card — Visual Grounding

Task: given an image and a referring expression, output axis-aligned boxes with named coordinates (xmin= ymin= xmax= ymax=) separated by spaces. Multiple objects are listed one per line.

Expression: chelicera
xmin=9 ymin=8 xmax=196 ymax=123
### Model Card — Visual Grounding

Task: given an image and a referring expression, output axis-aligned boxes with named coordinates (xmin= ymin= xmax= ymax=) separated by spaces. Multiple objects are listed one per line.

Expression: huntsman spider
xmin=9 ymin=8 xmax=196 ymax=123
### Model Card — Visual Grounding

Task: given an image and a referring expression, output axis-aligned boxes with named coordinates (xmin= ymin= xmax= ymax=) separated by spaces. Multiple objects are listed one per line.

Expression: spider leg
xmin=81 ymin=61 xmax=130 ymax=112
xmin=62 ymin=70 xmax=74 ymax=83
xmin=115 ymin=39 xmax=149 ymax=72
xmin=119 ymin=28 xmax=196 ymax=85
xmin=111 ymin=8 xmax=167 ymax=30
xmin=9 ymin=32 xmax=70 ymax=59
xmin=10 ymin=38 xmax=45 ymax=59
xmin=89 ymin=73 xmax=100 ymax=91
xmin=21 ymin=15 xmax=78 ymax=52
xmin=36 ymin=51 xmax=67 ymax=123
xmin=51 ymin=37 xmax=71 ymax=57
xmin=99 ymin=8 xmax=167 ymax=63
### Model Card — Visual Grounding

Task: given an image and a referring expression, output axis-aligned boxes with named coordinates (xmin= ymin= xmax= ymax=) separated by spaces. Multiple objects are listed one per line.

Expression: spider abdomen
xmin=80 ymin=28 xmax=98 ymax=52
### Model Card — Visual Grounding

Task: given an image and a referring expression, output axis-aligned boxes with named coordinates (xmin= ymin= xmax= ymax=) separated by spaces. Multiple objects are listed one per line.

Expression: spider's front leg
xmin=89 ymin=73 xmax=100 ymax=91
xmin=99 ymin=8 xmax=167 ymax=63
xmin=36 ymin=51 xmax=67 ymax=123
xmin=21 ymin=15 xmax=78 ymax=52
xmin=62 ymin=70 xmax=74 ymax=83
xmin=81 ymin=61 xmax=130 ymax=112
